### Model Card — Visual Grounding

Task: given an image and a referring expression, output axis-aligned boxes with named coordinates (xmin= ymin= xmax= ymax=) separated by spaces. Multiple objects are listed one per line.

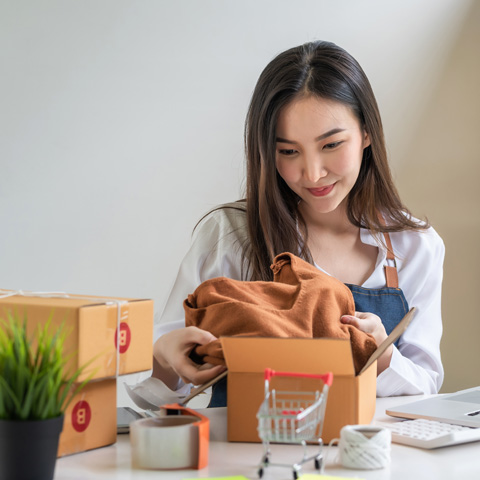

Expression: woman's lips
xmin=307 ymin=183 xmax=335 ymax=197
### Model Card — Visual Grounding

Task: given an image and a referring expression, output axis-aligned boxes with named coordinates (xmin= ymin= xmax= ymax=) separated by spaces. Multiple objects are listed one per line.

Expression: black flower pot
xmin=0 ymin=414 xmax=64 ymax=480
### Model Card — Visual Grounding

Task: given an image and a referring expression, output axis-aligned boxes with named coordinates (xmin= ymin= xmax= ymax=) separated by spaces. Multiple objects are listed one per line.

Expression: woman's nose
xmin=303 ymin=156 xmax=327 ymax=183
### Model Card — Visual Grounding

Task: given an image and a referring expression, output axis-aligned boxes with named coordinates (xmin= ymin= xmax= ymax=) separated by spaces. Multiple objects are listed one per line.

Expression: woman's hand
xmin=340 ymin=311 xmax=392 ymax=374
xmin=152 ymin=326 xmax=226 ymax=389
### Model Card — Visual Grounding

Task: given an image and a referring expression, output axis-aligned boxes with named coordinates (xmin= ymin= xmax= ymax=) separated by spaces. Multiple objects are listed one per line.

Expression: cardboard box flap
xmin=0 ymin=295 xmax=101 ymax=310
xmin=221 ymin=336 xmax=355 ymax=376
xmin=0 ymin=290 xmax=145 ymax=310
xmin=359 ymin=306 xmax=416 ymax=374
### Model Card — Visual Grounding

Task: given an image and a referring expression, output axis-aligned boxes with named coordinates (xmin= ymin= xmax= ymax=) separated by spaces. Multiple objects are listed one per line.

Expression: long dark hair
xmin=229 ymin=41 xmax=426 ymax=281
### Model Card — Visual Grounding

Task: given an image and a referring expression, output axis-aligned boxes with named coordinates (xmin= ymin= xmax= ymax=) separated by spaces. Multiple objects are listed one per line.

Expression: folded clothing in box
xmin=185 ymin=252 xmax=377 ymax=374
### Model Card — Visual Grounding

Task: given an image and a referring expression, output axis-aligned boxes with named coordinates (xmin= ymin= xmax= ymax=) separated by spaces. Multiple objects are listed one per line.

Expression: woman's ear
xmin=363 ymin=130 xmax=371 ymax=149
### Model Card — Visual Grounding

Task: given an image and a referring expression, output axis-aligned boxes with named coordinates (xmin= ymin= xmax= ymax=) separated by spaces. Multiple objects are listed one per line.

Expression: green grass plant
xmin=0 ymin=311 xmax=93 ymax=420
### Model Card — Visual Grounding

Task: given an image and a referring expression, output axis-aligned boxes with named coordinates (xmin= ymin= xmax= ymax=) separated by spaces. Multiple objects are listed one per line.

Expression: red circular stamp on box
xmin=72 ymin=400 xmax=92 ymax=433
xmin=114 ymin=322 xmax=131 ymax=354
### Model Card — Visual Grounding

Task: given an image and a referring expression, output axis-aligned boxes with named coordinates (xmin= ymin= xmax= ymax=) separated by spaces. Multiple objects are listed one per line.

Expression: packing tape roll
xmin=130 ymin=404 xmax=209 ymax=470
xmin=339 ymin=425 xmax=391 ymax=470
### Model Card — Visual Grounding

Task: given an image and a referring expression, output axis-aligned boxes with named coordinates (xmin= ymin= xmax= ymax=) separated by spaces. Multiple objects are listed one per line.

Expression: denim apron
xmin=207 ymin=232 xmax=409 ymax=408
xmin=346 ymin=232 xmax=409 ymax=337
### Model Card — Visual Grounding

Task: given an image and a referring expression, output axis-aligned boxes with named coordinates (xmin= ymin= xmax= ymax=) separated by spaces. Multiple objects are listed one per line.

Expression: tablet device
xmin=117 ymin=407 xmax=144 ymax=433
xmin=386 ymin=386 xmax=480 ymax=428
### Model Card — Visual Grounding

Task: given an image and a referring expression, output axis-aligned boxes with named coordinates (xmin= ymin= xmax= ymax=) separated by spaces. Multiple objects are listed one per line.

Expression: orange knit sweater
xmin=184 ymin=252 xmax=377 ymax=374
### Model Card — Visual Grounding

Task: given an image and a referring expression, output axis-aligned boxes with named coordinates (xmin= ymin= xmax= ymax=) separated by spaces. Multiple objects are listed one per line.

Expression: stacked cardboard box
xmin=0 ymin=290 xmax=154 ymax=456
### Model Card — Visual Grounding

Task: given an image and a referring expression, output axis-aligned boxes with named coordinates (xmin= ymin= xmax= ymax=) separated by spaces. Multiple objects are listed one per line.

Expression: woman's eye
xmin=324 ymin=141 xmax=343 ymax=150
xmin=279 ymin=149 xmax=297 ymax=156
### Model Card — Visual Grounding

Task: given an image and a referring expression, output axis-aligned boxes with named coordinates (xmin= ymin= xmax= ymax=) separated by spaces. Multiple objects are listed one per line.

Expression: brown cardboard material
xmin=58 ymin=378 xmax=117 ymax=457
xmin=221 ymin=336 xmax=377 ymax=443
xmin=359 ymin=307 xmax=416 ymax=375
xmin=0 ymin=290 xmax=154 ymax=381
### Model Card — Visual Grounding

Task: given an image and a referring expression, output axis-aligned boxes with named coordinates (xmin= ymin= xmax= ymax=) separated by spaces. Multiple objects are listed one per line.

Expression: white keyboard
xmin=377 ymin=418 xmax=480 ymax=449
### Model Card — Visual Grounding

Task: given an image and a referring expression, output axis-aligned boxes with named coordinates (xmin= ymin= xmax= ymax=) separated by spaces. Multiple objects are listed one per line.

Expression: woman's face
xmin=275 ymin=95 xmax=370 ymax=219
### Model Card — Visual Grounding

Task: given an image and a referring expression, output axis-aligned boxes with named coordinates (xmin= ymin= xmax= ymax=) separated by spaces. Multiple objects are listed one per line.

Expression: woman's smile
xmin=307 ymin=183 xmax=336 ymax=197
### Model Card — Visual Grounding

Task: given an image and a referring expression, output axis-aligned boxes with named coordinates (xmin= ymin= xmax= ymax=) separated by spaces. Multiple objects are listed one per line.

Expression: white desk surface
xmin=55 ymin=395 xmax=480 ymax=480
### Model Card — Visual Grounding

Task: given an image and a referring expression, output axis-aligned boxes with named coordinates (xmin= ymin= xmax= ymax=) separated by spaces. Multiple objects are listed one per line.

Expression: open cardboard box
xmin=221 ymin=336 xmax=375 ymax=443
xmin=0 ymin=290 xmax=154 ymax=381
xmin=220 ymin=308 xmax=415 ymax=443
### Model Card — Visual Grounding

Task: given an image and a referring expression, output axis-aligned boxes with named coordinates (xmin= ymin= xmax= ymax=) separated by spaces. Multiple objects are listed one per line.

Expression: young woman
xmin=152 ymin=41 xmax=444 ymax=403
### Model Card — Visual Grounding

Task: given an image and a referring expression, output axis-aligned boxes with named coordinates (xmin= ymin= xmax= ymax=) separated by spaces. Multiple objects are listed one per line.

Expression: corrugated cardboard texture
xmin=223 ymin=337 xmax=355 ymax=375
xmin=356 ymin=367 xmax=377 ymax=424
xmin=221 ymin=336 xmax=376 ymax=443
xmin=58 ymin=378 xmax=116 ymax=457
xmin=0 ymin=291 xmax=154 ymax=381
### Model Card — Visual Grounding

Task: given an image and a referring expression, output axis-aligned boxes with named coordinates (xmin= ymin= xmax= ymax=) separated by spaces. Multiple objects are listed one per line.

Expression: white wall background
xmin=0 ymin=0 xmax=476 ymax=399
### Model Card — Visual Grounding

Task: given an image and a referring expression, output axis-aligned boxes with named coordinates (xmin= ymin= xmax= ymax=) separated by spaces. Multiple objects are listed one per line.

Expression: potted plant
xmin=0 ymin=312 xmax=93 ymax=480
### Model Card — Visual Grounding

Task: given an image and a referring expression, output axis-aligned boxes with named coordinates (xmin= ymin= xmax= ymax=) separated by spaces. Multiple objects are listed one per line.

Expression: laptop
xmin=386 ymin=386 xmax=480 ymax=428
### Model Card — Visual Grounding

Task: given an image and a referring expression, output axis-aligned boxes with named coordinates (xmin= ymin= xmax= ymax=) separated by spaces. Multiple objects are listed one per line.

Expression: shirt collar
xmin=360 ymin=227 xmax=388 ymax=266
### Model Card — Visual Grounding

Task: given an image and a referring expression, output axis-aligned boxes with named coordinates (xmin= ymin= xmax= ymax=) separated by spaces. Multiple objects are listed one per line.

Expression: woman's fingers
xmin=179 ymin=326 xmax=217 ymax=349
xmin=340 ymin=314 xmax=361 ymax=329
xmin=341 ymin=312 xmax=380 ymax=332
xmin=178 ymin=363 xmax=226 ymax=386
xmin=153 ymin=326 xmax=221 ymax=387
xmin=341 ymin=312 xmax=392 ymax=373
xmin=165 ymin=327 xmax=226 ymax=384
xmin=341 ymin=311 xmax=387 ymax=345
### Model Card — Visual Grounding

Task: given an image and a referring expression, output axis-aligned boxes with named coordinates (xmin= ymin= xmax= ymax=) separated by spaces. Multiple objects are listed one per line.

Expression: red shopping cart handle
xmin=264 ymin=368 xmax=333 ymax=387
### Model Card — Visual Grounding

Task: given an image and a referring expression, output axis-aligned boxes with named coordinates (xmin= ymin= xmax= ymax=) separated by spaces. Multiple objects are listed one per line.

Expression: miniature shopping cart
xmin=256 ymin=368 xmax=333 ymax=480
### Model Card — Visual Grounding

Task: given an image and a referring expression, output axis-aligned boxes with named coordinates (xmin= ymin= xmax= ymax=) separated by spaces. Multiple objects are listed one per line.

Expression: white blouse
xmin=155 ymin=205 xmax=445 ymax=396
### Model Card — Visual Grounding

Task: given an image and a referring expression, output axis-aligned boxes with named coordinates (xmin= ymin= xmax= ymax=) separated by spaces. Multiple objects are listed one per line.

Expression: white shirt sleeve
xmin=375 ymin=226 xmax=445 ymax=396
xmin=154 ymin=208 xmax=246 ymax=343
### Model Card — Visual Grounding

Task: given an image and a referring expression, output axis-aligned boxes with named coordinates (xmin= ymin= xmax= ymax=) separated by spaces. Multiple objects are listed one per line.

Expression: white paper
xmin=124 ymin=377 xmax=191 ymax=410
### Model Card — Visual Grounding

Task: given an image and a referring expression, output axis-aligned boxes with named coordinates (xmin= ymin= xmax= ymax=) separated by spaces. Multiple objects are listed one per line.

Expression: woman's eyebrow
xmin=276 ymin=128 xmax=346 ymax=144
